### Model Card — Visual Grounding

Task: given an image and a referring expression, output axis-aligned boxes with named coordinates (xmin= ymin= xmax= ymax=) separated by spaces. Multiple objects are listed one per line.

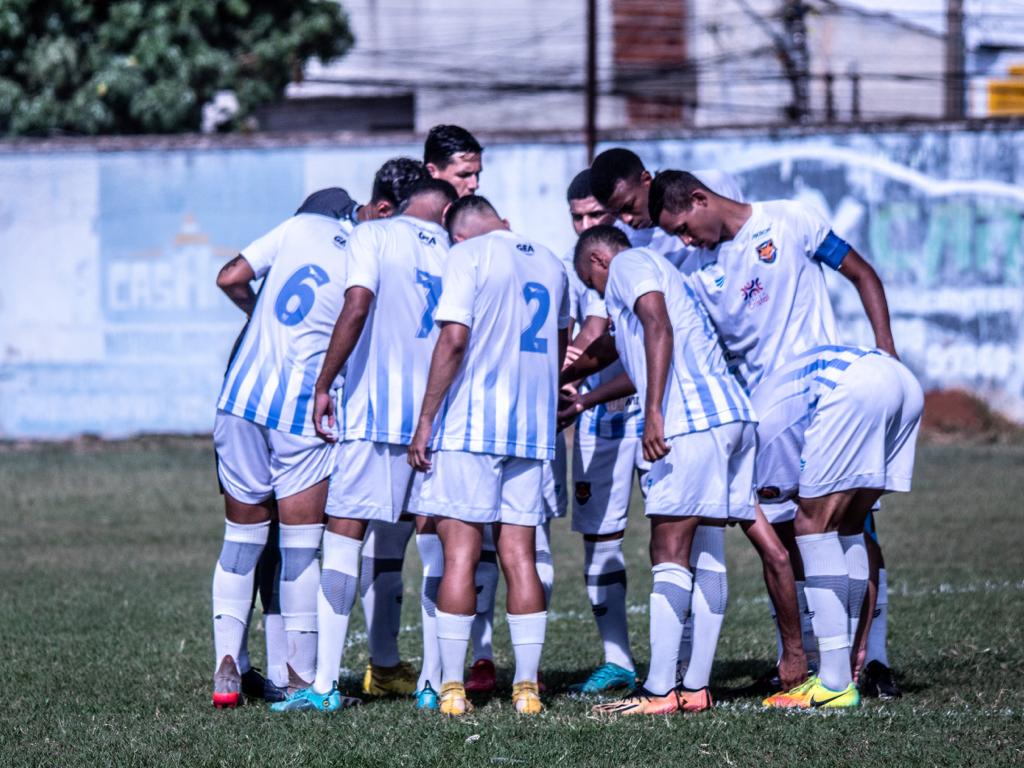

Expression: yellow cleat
xmin=591 ymin=686 xmax=680 ymax=716
xmin=763 ymin=676 xmax=861 ymax=709
xmin=512 ymin=681 xmax=544 ymax=714
xmin=362 ymin=661 xmax=418 ymax=697
xmin=439 ymin=682 xmax=473 ymax=716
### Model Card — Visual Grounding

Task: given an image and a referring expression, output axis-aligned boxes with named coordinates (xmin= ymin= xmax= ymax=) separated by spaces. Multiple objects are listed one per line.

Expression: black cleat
xmin=241 ymin=667 xmax=287 ymax=703
xmin=860 ymin=660 xmax=902 ymax=700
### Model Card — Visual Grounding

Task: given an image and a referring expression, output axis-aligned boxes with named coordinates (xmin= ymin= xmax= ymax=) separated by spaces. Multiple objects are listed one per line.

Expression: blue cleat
xmin=415 ymin=682 xmax=440 ymax=711
xmin=269 ymin=684 xmax=361 ymax=713
xmin=569 ymin=663 xmax=638 ymax=694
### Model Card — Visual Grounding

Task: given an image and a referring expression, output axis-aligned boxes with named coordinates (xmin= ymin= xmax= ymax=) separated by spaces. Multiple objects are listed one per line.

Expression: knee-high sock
xmin=644 ymin=563 xmax=692 ymax=695
xmin=360 ymin=519 xmax=414 ymax=667
xmin=866 ymin=568 xmax=890 ymax=666
xmin=508 ymin=611 xmax=547 ymax=684
xmin=416 ymin=532 xmax=444 ymax=691
xmin=535 ymin=520 xmax=554 ymax=606
xmin=683 ymin=526 xmax=728 ymax=690
xmin=256 ymin=522 xmax=287 ymax=687
xmin=796 ymin=580 xmax=818 ymax=666
xmin=437 ymin=610 xmax=474 ymax=685
xmin=584 ymin=539 xmax=634 ymax=671
xmin=677 ymin=616 xmax=693 ymax=679
xmin=797 ymin=532 xmax=851 ymax=691
xmin=471 ymin=525 xmax=498 ymax=663
xmin=840 ymin=534 xmax=869 ymax=647
xmin=279 ymin=522 xmax=324 ymax=685
xmin=212 ymin=519 xmax=270 ymax=674
xmin=312 ymin=531 xmax=361 ymax=694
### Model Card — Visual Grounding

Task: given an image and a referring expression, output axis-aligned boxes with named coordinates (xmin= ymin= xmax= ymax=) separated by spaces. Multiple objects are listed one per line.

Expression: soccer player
xmin=570 ymin=226 xmax=755 ymax=715
xmin=407 ymin=195 xmax=569 ymax=716
xmin=424 ymin=124 xmax=483 ymax=198
xmin=649 ymin=170 xmax=903 ymax=705
xmin=267 ymin=178 xmax=458 ymax=713
xmin=750 ymin=345 xmax=922 ymax=708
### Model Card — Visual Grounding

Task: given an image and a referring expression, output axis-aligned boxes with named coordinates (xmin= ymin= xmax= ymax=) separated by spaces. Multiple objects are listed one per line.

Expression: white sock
xmin=535 ymin=520 xmax=554 ymax=606
xmin=256 ymin=528 xmax=287 ymax=687
xmin=644 ymin=563 xmax=692 ymax=695
xmin=795 ymin=580 xmax=818 ymax=665
xmin=683 ymin=526 xmax=727 ymax=691
xmin=312 ymin=531 xmax=362 ymax=694
xmin=677 ymin=616 xmax=693 ymax=680
xmin=360 ymin=519 xmax=414 ymax=667
xmin=237 ymin=601 xmax=253 ymax=674
xmin=797 ymin=532 xmax=851 ymax=691
xmin=584 ymin=539 xmax=634 ymax=671
xmin=437 ymin=610 xmax=474 ymax=685
xmin=416 ymin=532 xmax=444 ymax=691
xmin=264 ymin=613 xmax=288 ymax=688
xmin=840 ymin=534 xmax=869 ymax=647
xmin=471 ymin=526 xmax=498 ymax=663
xmin=507 ymin=611 xmax=547 ymax=684
xmin=212 ymin=519 xmax=269 ymax=674
xmin=279 ymin=522 xmax=324 ymax=685
xmin=866 ymin=568 xmax=890 ymax=666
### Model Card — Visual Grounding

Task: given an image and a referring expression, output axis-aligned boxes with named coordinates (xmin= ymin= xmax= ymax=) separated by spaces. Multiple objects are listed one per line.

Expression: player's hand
xmin=562 ymin=345 xmax=584 ymax=370
xmin=408 ymin=425 xmax=432 ymax=472
xmin=641 ymin=411 xmax=670 ymax=462
xmin=312 ymin=389 xmax=337 ymax=442
xmin=557 ymin=389 xmax=584 ymax=431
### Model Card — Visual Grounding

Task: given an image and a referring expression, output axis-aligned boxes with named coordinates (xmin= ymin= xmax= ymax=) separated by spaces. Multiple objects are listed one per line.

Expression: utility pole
xmin=585 ymin=0 xmax=597 ymax=162
xmin=945 ymin=0 xmax=966 ymax=119
xmin=781 ymin=0 xmax=810 ymax=122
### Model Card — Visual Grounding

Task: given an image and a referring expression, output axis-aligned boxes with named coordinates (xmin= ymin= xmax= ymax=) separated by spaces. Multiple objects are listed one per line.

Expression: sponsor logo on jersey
xmin=756 ymin=238 xmax=778 ymax=264
xmin=418 ymin=231 xmax=437 ymax=246
xmin=752 ymin=226 xmax=772 ymax=239
xmin=741 ymin=277 xmax=769 ymax=308
xmin=516 ymin=242 xmax=535 ymax=254
xmin=799 ymin=457 xmax=807 ymax=472
xmin=333 ymin=235 xmax=347 ymax=249
xmin=575 ymin=481 xmax=592 ymax=504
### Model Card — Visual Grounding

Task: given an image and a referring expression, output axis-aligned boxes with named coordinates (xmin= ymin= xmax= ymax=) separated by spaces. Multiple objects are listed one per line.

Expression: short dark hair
xmin=424 ymin=125 xmax=483 ymax=168
xmin=573 ymin=224 xmax=631 ymax=272
xmin=444 ymin=194 xmax=498 ymax=236
xmin=566 ymin=169 xmax=594 ymax=203
xmin=295 ymin=187 xmax=356 ymax=219
xmin=370 ymin=157 xmax=428 ymax=208
xmin=399 ymin=177 xmax=459 ymax=212
xmin=590 ymin=148 xmax=645 ymax=205
xmin=648 ymin=170 xmax=711 ymax=225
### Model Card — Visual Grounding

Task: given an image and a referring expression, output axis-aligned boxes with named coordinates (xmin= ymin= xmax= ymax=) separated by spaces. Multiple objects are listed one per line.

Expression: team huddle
xmin=209 ymin=125 xmax=923 ymax=716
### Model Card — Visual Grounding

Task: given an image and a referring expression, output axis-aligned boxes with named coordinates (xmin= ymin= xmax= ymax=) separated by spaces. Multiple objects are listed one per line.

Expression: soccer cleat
xmin=361 ymin=661 xmax=418 ymax=697
xmin=763 ymin=676 xmax=861 ymax=709
xmin=678 ymin=685 xmax=713 ymax=712
xmin=439 ymin=682 xmax=473 ymax=716
xmin=465 ymin=658 xmax=497 ymax=693
xmin=269 ymin=684 xmax=361 ymax=713
xmin=860 ymin=660 xmax=902 ymax=700
xmin=569 ymin=662 xmax=638 ymax=694
xmin=240 ymin=667 xmax=287 ymax=703
xmin=511 ymin=681 xmax=544 ymax=714
xmin=415 ymin=682 xmax=440 ymax=711
xmin=591 ymin=686 xmax=680 ymax=716
xmin=212 ymin=655 xmax=241 ymax=709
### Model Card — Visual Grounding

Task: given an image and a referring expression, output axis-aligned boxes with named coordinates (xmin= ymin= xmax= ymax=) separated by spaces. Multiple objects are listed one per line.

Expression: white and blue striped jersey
xmin=218 ymin=213 xmax=352 ymax=436
xmin=431 ymin=229 xmax=570 ymax=460
xmin=339 ymin=216 xmax=449 ymax=445
xmin=686 ymin=200 xmax=848 ymax=392
xmin=605 ymin=247 xmax=754 ymax=439
xmin=750 ymin=345 xmax=880 ymax=500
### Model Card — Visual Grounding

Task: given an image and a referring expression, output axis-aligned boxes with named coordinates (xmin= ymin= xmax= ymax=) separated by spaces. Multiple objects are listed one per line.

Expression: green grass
xmin=1 ymin=439 xmax=1023 ymax=767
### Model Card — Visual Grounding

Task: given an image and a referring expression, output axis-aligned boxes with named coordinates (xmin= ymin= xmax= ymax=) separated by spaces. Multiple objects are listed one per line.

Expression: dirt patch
xmin=922 ymin=389 xmax=1024 ymax=444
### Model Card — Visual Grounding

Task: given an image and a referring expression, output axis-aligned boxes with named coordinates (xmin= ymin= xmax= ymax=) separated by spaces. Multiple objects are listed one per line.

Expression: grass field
xmin=1 ymin=439 xmax=1023 ymax=767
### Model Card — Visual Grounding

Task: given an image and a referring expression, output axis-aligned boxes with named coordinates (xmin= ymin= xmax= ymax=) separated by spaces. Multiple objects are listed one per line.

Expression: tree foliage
xmin=0 ymin=0 xmax=354 ymax=136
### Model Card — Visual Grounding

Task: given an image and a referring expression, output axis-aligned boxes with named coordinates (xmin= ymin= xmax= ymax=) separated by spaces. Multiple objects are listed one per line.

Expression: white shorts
xmin=761 ymin=499 xmax=797 ymax=525
xmin=643 ymin=421 xmax=757 ymax=521
xmin=214 ymin=410 xmax=336 ymax=505
xmin=326 ymin=440 xmax=414 ymax=523
xmin=542 ymin=432 xmax=569 ymax=520
xmin=410 ymin=450 xmax=546 ymax=527
xmin=800 ymin=355 xmax=923 ymax=498
xmin=571 ymin=430 xmax=650 ymax=535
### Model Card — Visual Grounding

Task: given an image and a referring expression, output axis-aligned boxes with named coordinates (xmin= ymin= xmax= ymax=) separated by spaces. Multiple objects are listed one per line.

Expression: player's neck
xmin=720 ymin=201 xmax=754 ymax=243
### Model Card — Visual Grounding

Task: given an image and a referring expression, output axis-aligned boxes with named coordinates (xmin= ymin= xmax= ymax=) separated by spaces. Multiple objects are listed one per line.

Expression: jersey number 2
xmin=520 ymin=282 xmax=550 ymax=353
xmin=275 ymin=264 xmax=330 ymax=326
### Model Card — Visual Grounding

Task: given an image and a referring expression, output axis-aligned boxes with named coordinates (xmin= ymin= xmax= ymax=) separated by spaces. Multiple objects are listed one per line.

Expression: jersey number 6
xmin=520 ymin=282 xmax=550 ymax=354
xmin=275 ymin=264 xmax=330 ymax=326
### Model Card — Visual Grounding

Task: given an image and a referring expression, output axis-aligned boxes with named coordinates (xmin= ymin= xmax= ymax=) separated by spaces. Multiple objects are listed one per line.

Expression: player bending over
xmin=407 ymin=195 xmax=569 ymax=716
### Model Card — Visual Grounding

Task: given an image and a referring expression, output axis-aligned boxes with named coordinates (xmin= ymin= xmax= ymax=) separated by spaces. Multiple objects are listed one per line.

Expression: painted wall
xmin=1 ymin=126 xmax=1022 ymax=438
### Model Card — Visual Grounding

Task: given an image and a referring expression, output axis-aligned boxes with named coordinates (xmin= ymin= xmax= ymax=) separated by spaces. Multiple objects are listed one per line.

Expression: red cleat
xmin=465 ymin=658 xmax=497 ymax=693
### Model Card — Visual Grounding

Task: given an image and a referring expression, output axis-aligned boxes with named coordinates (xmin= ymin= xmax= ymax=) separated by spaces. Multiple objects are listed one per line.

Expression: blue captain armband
xmin=814 ymin=231 xmax=851 ymax=269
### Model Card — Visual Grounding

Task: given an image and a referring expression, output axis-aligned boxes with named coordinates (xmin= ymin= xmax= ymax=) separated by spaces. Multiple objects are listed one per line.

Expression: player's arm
xmin=634 ymin=291 xmax=673 ymax=462
xmin=560 ymin=331 xmax=618 ymax=385
xmin=216 ymin=255 xmax=257 ymax=316
xmin=563 ymin=314 xmax=609 ymax=372
xmin=408 ymin=322 xmax=469 ymax=471
xmin=837 ymin=248 xmax=897 ymax=358
xmin=311 ymin=286 xmax=374 ymax=441
xmin=558 ymin=370 xmax=636 ymax=430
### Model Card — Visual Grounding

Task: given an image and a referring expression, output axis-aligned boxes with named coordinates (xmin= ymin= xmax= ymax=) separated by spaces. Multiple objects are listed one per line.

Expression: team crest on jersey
xmin=756 ymin=239 xmax=777 ymax=264
xmin=516 ymin=243 xmax=535 ymax=254
xmin=333 ymin=235 xmax=347 ymax=249
xmin=575 ymin=482 xmax=592 ymax=505
xmin=418 ymin=231 xmax=437 ymax=246
xmin=741 ymin=277 xmax=769 ymax=308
